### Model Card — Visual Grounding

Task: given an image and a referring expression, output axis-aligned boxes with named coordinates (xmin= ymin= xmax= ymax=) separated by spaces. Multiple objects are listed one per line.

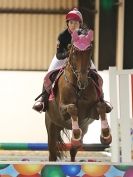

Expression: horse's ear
xmin=71 ymin=30 xmax=79 ymax=42
xmin=86 ymin=30 xmax=93 ymax=42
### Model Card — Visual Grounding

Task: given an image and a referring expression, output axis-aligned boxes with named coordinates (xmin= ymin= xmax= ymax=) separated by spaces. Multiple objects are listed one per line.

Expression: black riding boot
xmin=33 ymin=70 xmax=59 ymax=113
xmin=32 ymin=90 xmax=49 ymax=113
xmin=89 ymin=70 xmax=113 ymax=113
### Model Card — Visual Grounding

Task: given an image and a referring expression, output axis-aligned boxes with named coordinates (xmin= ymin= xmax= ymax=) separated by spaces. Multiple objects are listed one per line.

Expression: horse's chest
xmin=77 ymin=99 xmax=92 ymax=111
xmin=76 ymin=89 xmax=97 ymax=103
xmin=77 ymin=96 xmax=98 ymax=118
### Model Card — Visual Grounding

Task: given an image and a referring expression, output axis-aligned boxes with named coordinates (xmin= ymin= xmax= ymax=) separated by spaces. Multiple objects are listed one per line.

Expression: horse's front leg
xmin=61 ymin=103 xmax=82 ymax=142
xmin=97 ymin=102 xmax=112 ymax=145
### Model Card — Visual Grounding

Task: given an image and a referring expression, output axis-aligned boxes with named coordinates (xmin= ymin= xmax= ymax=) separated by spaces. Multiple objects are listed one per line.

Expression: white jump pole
xmin=109 ymin=67 xmax=133 ymax=162
xmin=109 ymin=67 xmax=120 ymax=162
xmin=119 ymin=74 xmax=132 ymax=162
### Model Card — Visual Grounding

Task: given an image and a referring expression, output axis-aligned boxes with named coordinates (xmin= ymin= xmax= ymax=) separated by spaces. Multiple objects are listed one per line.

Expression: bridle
xmin=64 ymin=43 xmax=92 ymax=90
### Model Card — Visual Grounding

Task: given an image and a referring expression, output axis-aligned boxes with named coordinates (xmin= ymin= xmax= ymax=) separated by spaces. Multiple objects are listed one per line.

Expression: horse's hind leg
xmin=45 ymin=114 xmax=58 ymax=161
xmin=70 ymin=139 xmax=83 ymax=162
xmin=70 ymin=146 xmax=78 ymax=162
xmin=97 ymin=102 xmax=112 ymax=145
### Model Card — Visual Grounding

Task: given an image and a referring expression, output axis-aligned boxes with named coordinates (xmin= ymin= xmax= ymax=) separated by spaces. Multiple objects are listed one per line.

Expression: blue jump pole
xmin=0 ymin=143 xmax=109 ymax=151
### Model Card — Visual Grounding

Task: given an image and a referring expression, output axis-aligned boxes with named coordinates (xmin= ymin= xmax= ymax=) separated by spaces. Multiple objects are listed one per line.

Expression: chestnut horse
xmin=45 ymin=29 xmax=112 ymax=161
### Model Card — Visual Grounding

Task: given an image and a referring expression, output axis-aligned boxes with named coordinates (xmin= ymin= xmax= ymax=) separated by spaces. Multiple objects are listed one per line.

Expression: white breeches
xmin=90 ymin=60 xmax=96 ymax=70
xmin=48 ymin=55 xmax=96 ymax=72
xmin=48 ymin=55 xmax=68 ymax=72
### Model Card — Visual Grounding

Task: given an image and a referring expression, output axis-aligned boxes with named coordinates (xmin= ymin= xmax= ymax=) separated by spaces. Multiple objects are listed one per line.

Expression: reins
xmin=63 ymin=44 xmax=92 ymax=90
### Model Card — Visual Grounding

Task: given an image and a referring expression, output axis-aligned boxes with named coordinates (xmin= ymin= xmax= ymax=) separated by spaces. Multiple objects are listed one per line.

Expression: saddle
xmin=48 ymin=68 xmax=64 ymax=101
xmin=48 ymin=69 xmax=103 ymax=101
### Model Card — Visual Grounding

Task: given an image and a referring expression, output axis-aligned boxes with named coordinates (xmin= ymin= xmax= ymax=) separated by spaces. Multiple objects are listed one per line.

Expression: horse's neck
xmin=65 ymin=65 xmax=77 ymax=83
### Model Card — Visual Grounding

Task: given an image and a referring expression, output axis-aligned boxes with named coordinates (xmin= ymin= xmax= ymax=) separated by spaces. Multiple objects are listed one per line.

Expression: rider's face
xmin=68 ymin=20 xmax=80 ymax=32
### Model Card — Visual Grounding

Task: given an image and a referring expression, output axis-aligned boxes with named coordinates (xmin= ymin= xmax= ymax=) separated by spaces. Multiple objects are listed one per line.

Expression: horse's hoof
xmin=100 ymin=127 xmax=112 ymax=145
xmin=72 ymin=128 xmax=82 ymax=141
xmin=100 ymin=134 xmax=112 ymax=145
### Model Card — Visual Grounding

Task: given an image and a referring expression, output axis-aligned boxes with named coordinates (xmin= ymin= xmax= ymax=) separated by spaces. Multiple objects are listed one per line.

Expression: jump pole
xmin=109 ymin=67 xmax=120 ymax=162
xmin=109 ymin=67 xmax=133 ymax=163
xmin=0 ymin=143 xmax=109 ymax=151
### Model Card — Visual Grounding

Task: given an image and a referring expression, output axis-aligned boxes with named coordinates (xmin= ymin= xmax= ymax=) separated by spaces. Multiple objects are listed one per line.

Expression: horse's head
xmin=69 ymin=29 xmax=93 ymax=89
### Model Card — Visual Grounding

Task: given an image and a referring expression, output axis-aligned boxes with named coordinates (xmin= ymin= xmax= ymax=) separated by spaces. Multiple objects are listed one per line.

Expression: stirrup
xmin=32 ymin=101 xmax=44 ymax=113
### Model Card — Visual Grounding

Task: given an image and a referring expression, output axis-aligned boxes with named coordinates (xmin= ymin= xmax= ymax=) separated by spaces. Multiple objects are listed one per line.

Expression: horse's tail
xmin=56 ymin=128 xmax=70 ymax=160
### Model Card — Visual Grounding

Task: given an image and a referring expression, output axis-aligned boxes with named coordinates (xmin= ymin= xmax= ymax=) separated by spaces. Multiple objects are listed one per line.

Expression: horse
xmin=45 ymin=29 xmax=112 ymax=161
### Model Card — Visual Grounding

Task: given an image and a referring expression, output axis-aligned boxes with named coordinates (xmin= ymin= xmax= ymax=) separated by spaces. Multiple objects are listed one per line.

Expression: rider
xmin=32 ymin=8 xmax=112 ymax=113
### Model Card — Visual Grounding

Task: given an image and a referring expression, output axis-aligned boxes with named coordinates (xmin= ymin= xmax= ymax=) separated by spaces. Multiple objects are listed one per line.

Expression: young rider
xmin=32 ymin=8 xmax=112 ymax=113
